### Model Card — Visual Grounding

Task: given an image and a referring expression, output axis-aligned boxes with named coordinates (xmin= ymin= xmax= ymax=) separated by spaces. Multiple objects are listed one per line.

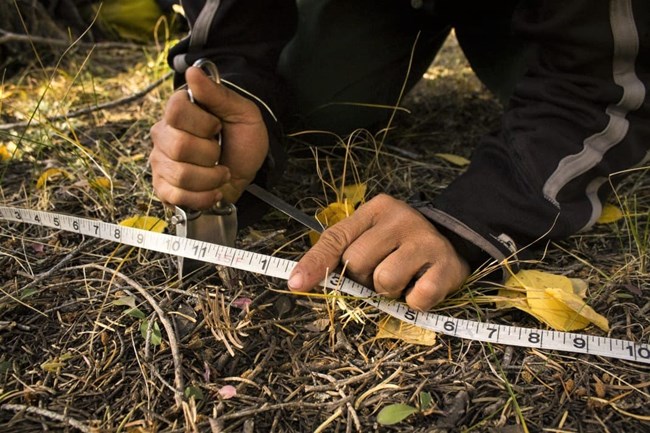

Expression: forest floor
xmin=1 ymin=27 xmax=649 ymax=433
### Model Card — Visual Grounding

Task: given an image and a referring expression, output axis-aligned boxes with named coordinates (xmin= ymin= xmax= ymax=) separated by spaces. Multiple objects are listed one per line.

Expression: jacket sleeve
xmin=168 ymin=0 xmax=298 ymax=192
xmin=417 ymin=0 xmax=650 ymax=272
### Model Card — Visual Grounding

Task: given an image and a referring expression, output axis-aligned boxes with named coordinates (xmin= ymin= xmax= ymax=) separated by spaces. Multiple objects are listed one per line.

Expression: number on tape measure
xmin=1 ymin=205 xmax=648 ymax=365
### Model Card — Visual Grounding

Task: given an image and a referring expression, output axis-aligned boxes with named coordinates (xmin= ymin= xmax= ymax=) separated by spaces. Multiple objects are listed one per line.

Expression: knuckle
xmin=317 ymin=227 xmax=351 ymax=253
xmin=373 ymin=268 xmax=402 ymax=297
xmin=172 ymin=164 xmax=200 ymax=187
xmin=369 ymin=193 xmax=395 ymax=208
xmin=153 ymin=182 xmax=176 ymax=204
xmin=164 ymin=186 xmax=184 ymax=205
xmin=407 ymin=280 xmax=439 ymax=311
xmin=406 ymin=295 xmax=433 ymax=312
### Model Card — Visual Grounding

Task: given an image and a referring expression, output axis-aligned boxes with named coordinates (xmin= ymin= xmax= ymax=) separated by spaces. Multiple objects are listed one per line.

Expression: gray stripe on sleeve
xmin=542 ymin=0 xmax=645 ymax=208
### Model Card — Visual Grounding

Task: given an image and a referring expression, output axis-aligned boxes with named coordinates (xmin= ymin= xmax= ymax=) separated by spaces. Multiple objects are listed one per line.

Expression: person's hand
xmin=288 ymin=194 xmax=470 ymax=311
xmin=149 ymin=66 xmax=269 ymax=209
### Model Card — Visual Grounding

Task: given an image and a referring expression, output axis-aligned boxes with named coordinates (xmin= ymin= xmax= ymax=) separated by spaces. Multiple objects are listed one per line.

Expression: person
xmin=149 ymin=0 xmax=649 ymax=311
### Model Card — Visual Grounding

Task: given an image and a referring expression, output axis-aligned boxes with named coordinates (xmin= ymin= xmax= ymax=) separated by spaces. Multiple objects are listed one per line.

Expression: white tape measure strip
xmin=2 ymin=205 xmax=649 ymax=364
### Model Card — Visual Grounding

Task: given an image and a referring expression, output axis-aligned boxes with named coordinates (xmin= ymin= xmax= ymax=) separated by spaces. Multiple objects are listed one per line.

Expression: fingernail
xmin=288 ymin=271 xmax=303 ymax=291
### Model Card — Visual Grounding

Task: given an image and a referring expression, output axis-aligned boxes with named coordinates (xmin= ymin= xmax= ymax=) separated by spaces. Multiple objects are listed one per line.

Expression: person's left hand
xmin=287 ymin=194 xmax=471 ymax=311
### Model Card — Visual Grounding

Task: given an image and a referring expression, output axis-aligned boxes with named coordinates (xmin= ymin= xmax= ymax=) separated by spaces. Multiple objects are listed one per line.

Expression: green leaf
xmin=112 ymin=296 xmax=137 ymax=308
xmin=419 ymin=391 xmax=433 ymax=411
xmin=20 ymin=287 xmax=37 ymax=299
xmin=126 ymin=307 xmax=146 ymax=319
xmin=184 ymin=385 xmax=204 ymax=400
xmin=376 ymin=404 xmax=418 ymax=425
xmin=140 ymin=320 xmax=162 ymax=346
xmin=0 ymin=360 xmax=12 ymax=374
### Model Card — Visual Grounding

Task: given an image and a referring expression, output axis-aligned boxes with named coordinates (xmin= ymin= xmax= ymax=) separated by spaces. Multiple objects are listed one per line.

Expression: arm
xmin=150 ymin=1 xmax=298 ymax=223
xmin=170 ymin=0 xmax=298 ymax=187
xmin=420 ymin=0 xmax=650 ymax=271
xmin=288 ymin=0 xmax=649 ymax=310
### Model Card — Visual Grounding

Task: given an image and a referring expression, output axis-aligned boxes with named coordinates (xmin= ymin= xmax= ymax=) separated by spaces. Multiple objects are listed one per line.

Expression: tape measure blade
xmin=2 ymin=205 xmax=650 ymax=365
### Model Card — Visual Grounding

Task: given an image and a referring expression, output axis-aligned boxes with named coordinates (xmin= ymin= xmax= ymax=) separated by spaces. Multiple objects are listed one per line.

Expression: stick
xmin=0 ymin=404 xmax=93 ymax=433
xmin=0 ymin=29 xmax=141 ymax=50
xmin=86 ymin=264 xmax=185 ymax=409
xmin=0 ymin=72 xmax=173 ymax=131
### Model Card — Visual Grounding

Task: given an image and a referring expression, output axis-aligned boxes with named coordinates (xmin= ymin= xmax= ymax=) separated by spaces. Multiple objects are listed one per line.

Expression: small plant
xmin=376 ymin=391 xmax=435 ymax=426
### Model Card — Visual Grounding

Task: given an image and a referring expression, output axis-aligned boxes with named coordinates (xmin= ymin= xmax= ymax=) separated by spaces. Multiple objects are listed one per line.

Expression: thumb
xmin=185 ymin=66 xmax=260 ymax=123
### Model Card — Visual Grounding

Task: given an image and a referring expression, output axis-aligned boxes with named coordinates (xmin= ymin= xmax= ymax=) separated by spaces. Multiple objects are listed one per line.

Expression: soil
xmin=1 ymin=31 xmax=649 ymax=433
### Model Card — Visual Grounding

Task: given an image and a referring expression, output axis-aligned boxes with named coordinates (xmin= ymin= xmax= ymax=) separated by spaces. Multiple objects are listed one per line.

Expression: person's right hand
xmin=149 ymin=66 xmax=269 ymax=210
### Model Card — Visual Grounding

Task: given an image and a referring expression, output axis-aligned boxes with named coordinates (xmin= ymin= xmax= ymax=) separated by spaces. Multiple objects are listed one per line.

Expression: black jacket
xmin=168 ymin=0 xmax=649 ymax=272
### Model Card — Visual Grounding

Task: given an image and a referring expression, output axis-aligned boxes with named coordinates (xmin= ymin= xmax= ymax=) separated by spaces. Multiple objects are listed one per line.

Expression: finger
xmin=340 ymin=227 xmax=396 ymax=287
xmin=372 ymin=244 xmax=430 ymax=299
xmin=151 ymin=122 xmax=221 ymax=167
xmin=404 ymin=257 xmax=470 ymax=311
xmin=186 ymin=67 xmax=262 ymax=124
xmin=149 ymin=150 xmax=231 ymax=195
xmin=288 ymin=214 xmax=374 ymax=292
xmin=153 ymin=180 xmax=223 ymax=210
xmin=164 ymin=89 xmax=222 ymax=138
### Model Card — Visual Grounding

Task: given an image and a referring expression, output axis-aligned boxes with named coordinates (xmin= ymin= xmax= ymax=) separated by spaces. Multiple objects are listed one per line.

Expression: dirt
xmin=1 ymin=30 xmax=649 ymax=433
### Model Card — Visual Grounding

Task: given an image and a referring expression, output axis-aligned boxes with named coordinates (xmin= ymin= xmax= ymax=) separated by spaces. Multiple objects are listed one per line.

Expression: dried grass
xmin=0 ymin=32 xmax=648 ymax=433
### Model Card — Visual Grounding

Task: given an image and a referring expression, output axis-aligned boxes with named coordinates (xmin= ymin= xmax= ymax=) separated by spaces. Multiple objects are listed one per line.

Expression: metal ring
xmin=187 ymin=88 xmax=195 ymax=104
xmin=192 ymin=58 xmax=221 ymax=84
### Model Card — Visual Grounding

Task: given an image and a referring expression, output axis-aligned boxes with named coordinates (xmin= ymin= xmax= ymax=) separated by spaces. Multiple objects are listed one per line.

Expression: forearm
xmin=419 ymin=0 xmax=650 ymax=271
xmin=168 ymin=0 xmax=298 ymax=190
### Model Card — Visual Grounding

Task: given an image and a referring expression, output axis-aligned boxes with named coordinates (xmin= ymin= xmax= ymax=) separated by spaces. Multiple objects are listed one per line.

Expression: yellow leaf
xmin=36 ymin=167 xmax=73 ymax=189
xmin=119 ymin=215 xmax=167 ymax=233
xmin=341 ymin=183 xmax=367 ymax=207
xmin=89 ymin=177 xmax=112 ymax=191
xmin=41 ymin=360 xmax=65 ymax=372
xmin=309 ymin=201 xmax=356 ymax=245
xmin=500 ymin=270 xmax=607 ymax=331
xmin=0 ymin=144 xmax=12 ymax=161
xmin=375 ymin=315 xmax=437 ymax=346
xmin=526 ymin=285 xmax=590 ymax=331
xmin=596 ymin=204 xmax=624 ymax=224
xmin=434 ymin=153 xmax=470 ymax=167
xmin=546 ymin=288 xmax=609 ymax=332
xmin=118 ymin=153 xmax=145 ymax=164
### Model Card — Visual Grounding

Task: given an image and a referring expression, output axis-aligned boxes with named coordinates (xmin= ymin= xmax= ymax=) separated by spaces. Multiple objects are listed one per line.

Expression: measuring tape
xmin=2 ymin=205 xmax=649 ymax=365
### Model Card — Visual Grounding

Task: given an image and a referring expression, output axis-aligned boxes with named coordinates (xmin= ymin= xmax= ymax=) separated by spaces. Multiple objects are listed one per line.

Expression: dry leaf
xmin=118 ymin=153 xmax=146 ymax=164
xmin=309 ymin=201 xmax=355 ymax=245
xmin=375 ymin=315 xmax=437 ymax=346
xmin=309 ymin=183 xmax=367 ymax=245
xmin=218 ymin=385 xmax=237 ymax=399
xmin=546 ymin=288 xmax=609 ymax=332
xmin=596 ymin=204 xmax=624 ymax=224
xmin=434 ymin=153 xmax=470 ymax=167
xmin=119 ymin=215 xmax=167 ymax=233
xmin=498 ymin=270 xmax=609 ymax=331
xmin=231 ymin=297 xmax=252 ymax=310
xmin=499 ymin=270 xmax=609 ymax=331
xmin=341 ymin=183 xmax=367 ymax=207
xmin=89 ymin=177 xmax=112 ymax=191
xmin=305 ymin=318 xmax=330 ymax=333
xmin=0 ymin=144 xmax=12 ymax=161
xmin=36 ymin=167 xmax=73 ymax=189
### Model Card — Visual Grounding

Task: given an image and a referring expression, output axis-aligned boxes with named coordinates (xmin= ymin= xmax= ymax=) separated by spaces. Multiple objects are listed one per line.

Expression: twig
xmin=0 ymin=404 xmax=93 ymax=433
xmin=0 ymin=71 xmax=173 ymax=131
xmin=304 ymin=370 xmax=376 ymax=393
xmin=313 ymin=372 xmax=362 ymax=432
xmin=16 ymin=239 xmax=96 ymax=296
xmin=313 ymin=408 xmax=344 ymax=433
xmin=216 ymin=397 xmax=355 ymax=422
xmin=85 ymin=264 xmax=185 ymax=409
xmin=0 ymin=28 xmax=141 ymax=50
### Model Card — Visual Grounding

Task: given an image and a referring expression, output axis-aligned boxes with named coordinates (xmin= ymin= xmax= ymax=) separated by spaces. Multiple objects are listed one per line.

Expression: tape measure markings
xmin=1 ymin=205 xmax=648 ymax=365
